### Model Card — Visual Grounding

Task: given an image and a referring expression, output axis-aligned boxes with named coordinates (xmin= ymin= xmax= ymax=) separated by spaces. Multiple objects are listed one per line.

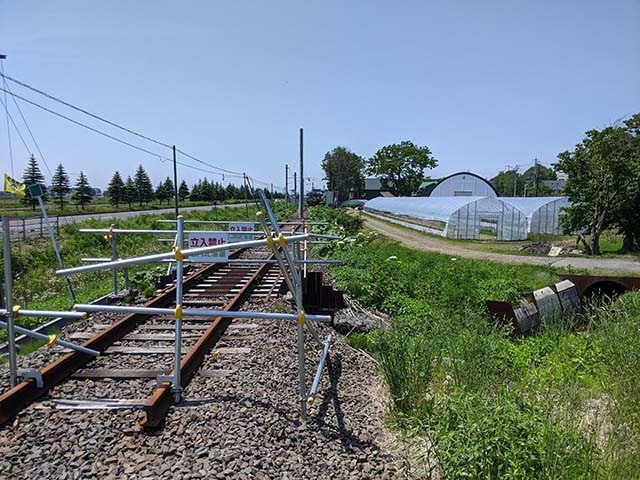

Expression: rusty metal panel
xmin=533 ymin=286 xmax=561 ymax=317
xmin=514 ymin=302 xmax=539 ymax=335
xmin=554 ymin=280 xmax=580 ymax=314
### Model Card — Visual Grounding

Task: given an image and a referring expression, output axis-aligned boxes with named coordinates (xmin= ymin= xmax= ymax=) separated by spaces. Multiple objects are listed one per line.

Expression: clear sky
xmin=1 ymin=1 xmax=639 ymax=192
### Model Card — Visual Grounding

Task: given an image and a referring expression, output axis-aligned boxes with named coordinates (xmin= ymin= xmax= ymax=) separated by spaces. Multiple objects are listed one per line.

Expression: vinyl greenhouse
xmin=364 ymin=196 xmax=530 ymax=241
xmin=498 ymin=197 xmax=570 ymax=234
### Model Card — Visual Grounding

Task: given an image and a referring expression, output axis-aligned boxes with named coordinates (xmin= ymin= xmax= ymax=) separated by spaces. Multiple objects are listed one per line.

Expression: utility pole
xmin=293 ymin=172 xmax=297 ymax=207
xmin=299 ymin=128 xmax=304 ymax=218
xmin=1 ymin=54 xmax=13 ymax=177
xmin=172 ymin=145 xmax=179 ymax=217
xmin=243 ymin=173 xmax=249 ymax=218
xmin=285 ymin=164 xmax=289 ymax=207
xmin=507 ymin=165 xmax=520 ymax=197
xmin=534 ymin=158 xmax=540 ymax=197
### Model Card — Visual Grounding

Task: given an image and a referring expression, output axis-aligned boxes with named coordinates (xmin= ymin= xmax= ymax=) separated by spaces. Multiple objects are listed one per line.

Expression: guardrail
xmin=0 ymin=216 xmax=62 ymax=241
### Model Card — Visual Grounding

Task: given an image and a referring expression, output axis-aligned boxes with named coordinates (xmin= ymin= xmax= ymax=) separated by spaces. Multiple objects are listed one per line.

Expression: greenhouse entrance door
xmin=479 ymin=214 xmax=499 ymax=240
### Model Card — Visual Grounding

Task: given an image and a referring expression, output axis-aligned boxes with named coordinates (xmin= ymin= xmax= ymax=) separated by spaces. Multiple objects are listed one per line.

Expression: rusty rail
xmin=142 ymin=254 xmax=275 ymax=429
xmin=0 ymin=254 xmax=241 ymax=427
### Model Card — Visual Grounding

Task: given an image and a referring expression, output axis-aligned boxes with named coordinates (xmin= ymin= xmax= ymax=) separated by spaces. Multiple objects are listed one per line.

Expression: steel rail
xmin=0 ymin=257 xmax=238 ymax=427
xmin=141 ymin=253 xmax=276 ymax=429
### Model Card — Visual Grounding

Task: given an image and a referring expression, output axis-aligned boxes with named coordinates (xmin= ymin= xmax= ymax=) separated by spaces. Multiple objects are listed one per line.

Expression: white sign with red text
xmin=187 ymin=232 xmax=229 ymax=262
xmin=228 ymin=222 xmax=256 ymax=243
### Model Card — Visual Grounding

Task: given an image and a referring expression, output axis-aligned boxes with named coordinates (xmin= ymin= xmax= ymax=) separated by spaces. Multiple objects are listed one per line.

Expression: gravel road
xmin=364 ymin=214 xmax=640 ymax=274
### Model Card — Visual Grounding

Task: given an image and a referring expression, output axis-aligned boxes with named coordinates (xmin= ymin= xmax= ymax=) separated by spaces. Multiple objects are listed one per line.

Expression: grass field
xmin=309 ymin=206 xmax=640 ymax=479
xmin=0 ymin=195 xmax=251 ymax=218
xmin=363 ymin=210 xmax=637 ymax=258
xmin=0 ymin=203 xmax=293 ymax=341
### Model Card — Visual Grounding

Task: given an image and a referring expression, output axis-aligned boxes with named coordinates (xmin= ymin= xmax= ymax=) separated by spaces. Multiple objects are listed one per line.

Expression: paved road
xmin=1 ymin=203 xmax=247 ymax=239
xmin=53 ymin=203 xmax=245 ymax=226
xmin=364 ymin=214 xmax=640 ymax=275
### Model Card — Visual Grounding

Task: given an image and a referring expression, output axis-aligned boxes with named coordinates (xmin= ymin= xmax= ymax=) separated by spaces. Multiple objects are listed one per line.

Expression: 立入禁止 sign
xmin=187 ymin=232 xmax=229 ymax=262
xmin=228 ymin=222 xmax=255 ymax=243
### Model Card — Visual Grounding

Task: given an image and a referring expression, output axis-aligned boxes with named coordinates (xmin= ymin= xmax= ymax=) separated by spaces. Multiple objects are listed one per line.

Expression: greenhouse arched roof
xmin=498 ymin=197 xmax=569 ymax=217
xmin=365 ymin=196 xmax=494 ymax=222
xmin=430 ymin=172 xmax=498 ymax=197
xmin=364 ymin=196 xmax=529 ymax=240
xmin=499 ymin=197 xmax=570 ymax=234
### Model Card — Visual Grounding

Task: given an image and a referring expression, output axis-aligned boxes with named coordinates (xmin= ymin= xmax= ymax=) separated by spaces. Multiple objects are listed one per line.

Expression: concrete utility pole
xmin=172 ymin=145 xmax=179 ymax=217
xmin=243 ymin=173 xmax=249 ymax=218
xmin=507 ymin=165 xmax=520 ymax=197
xmin=293 ymin=172 xmax=297 ymax=208
xmin=299 ymin=128 xmax=304 ymax=218
xmin=285 ymin=164 xmax=289 ymax=207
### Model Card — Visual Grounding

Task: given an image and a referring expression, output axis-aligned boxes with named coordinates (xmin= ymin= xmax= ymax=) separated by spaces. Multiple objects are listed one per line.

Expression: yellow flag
xmin=4 ymin=173 xmax=26 ymax=196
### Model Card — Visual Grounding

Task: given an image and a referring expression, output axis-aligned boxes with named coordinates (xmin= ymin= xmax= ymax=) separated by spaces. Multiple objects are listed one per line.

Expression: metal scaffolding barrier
xmin=53 ymin=200 xmax=334 ymax=418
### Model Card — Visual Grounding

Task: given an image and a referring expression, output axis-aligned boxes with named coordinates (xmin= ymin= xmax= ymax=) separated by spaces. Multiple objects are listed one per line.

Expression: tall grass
xmin=309 ymin=206 xmax=640 ymax=478
xmin=1 ymin=203 xmax=293 ymax=342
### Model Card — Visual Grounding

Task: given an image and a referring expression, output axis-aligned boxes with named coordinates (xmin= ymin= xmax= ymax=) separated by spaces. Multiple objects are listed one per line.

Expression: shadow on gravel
xmin=313 ymin=355 xmax=378 ymax=455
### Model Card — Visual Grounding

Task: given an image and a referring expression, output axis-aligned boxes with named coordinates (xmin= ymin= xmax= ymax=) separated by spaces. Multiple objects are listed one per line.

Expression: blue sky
xmin=1 ymin=1 xmax=639 ymax=192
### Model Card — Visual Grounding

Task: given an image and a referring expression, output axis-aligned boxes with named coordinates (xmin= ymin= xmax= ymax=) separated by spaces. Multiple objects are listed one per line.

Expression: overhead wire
xmin=1 ymin=61 xmax=14 ymax=176
xmin=0 ymin=85 xmax=167 ymax=163
xmin=0 ymin=95 xmax=33 ymax=159
xmin=175 ymin=148 xmax=243 ymax=176
xmin=0 ymin=72 xmax=247 ymax=178
xmin=0 ymin=71 xmax=173 ymax=150
xmin=4 ymin=78 xmax=53 ymax=177
xmin=0 ymin=72 xmax=278 ymax=187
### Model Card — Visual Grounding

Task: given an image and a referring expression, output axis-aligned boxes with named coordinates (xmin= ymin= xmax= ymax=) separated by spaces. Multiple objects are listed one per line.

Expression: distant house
xmin=364 ymin=177 xmax=392 ymax=200
xmin=542 ymin=173 xmax=567 ymax=195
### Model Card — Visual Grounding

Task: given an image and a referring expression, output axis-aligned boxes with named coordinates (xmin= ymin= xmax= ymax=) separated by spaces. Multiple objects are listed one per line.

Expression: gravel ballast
xmin=0 ymin=292 xmax=401 ymax=479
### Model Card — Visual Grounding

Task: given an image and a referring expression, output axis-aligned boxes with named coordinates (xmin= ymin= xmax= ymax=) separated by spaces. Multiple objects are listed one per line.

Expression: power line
xmin=0 ymin=72 xmax=247 ymax=178
xmin=0 ymin=85 xmax=168 ymax=162
xmin=0 ymin=71 xmax=173 ymax=150
xmin=176 ymin=148 xmax=243 ymax=176
xmin=1 ymin=61 xmax=13 ymax=176
xmin=4 ymin=78 xmax=53 ymax=177
xmin=0 ymin=73 xmax=279 ymax=188
xmin=0 ymin=95 xmax=32 ymax=158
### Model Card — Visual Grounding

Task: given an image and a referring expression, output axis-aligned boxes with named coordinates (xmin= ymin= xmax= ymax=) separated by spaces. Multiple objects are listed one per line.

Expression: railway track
xmin=0 ymin=244 xmax=287 ymax=429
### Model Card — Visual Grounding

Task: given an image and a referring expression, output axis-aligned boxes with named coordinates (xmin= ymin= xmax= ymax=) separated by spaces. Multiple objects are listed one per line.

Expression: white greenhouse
xmin=498 ymin=197 xmax=570 ymax=234
xmin=429 ymin=172 xmax=498 ymax=197
xmin=364 ymin=196 xmax=529 ymax=241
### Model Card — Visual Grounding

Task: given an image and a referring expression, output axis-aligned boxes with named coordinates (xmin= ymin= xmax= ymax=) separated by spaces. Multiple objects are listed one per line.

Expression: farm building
xmin=499 ymin=197 xmax=570 ymax=234
xmin=364 ymin=196 xmax=528 ymax=241
xmin=420 ymin=172 xmax=498 ymax=197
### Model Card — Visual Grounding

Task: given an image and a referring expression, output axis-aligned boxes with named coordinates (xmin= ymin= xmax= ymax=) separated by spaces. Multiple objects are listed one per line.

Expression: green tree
xmin=21 ymin=154 xmax=47 ymax=210
xmin=72 ymin=171 xmax=93 ymax=210
xmin=226 ymin=183 xmax=239 ymax=200
xmin=178 ymin=180 xmax=190 ymax=202
xmin=613 ymin=114 xmax=640 ymax=252
xmin=554 ymin=117 xmax=640 ymax=255
xmin=321 ymin=146 xmax=365 ymax=204
xmin=106 ymin=171 xmax=126 ymax=207
xmin=50 ymin=163 xmax=71 ymax=210
xmin=133 ymin=164 xmax=154 ymax=206
xmin=366 ymin=141 xmax=437 ymax=196
xmin=491 ymin=170 xmax=525 ymax=197
xmin=163 ymin=177 xmax=175 ymax=205
xmin=155 ymin=181 xmax=169 ymax=205
xmin=522 ymin=163 xmax=556 ymax=196
xmin=124 ymin=176 xmax=136 ymax=208
xmin=190 ymin=180 xmax=202 ymax=201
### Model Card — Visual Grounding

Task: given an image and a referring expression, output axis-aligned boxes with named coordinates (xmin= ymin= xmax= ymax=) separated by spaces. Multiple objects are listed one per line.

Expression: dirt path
xmin=363 ymin=214 xmax=640 ymax=275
